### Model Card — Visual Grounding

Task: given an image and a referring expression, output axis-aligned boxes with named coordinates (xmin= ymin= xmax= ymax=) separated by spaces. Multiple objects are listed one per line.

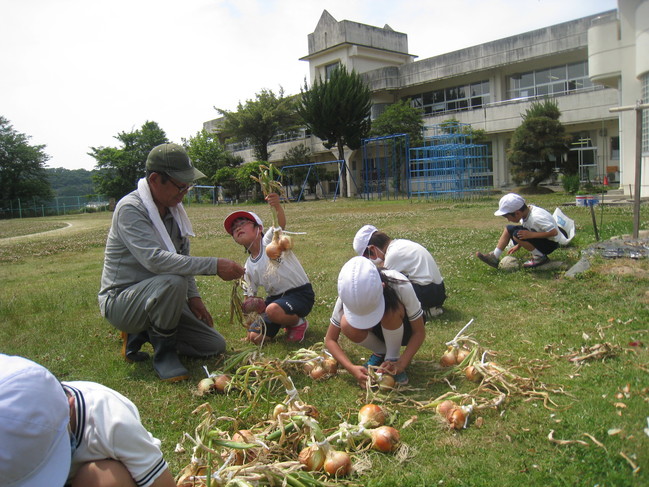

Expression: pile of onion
xmin=266 ymin=233 xmax=293 ymax=260
xmin=440 ymin=346 xmax=458 ymax=367
xmin=231 ymin=429 xmax=258 ymax=464
xmin=464 ymin=364 xmax=483 ymax=382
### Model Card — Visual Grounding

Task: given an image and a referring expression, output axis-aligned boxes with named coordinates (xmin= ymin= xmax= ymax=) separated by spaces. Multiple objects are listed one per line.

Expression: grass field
xmin=1 ymin=193 xmax=647 ymax=487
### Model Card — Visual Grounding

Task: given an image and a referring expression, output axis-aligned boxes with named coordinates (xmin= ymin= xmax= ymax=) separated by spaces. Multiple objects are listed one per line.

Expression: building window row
xmin=507 ymin=61 xmax=594 ymax=100
xmin=407 ymin=80 xmax=490 ymax=115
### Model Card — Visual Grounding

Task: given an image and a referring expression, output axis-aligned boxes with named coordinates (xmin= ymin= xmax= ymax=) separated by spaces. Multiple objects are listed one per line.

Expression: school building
xmin=205 ymin=0 xmax=648 ymax=198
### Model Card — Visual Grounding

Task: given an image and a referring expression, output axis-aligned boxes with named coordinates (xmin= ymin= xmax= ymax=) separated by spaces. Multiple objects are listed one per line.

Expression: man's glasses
xmin=166 ymin=175 xmax=194 ymax=194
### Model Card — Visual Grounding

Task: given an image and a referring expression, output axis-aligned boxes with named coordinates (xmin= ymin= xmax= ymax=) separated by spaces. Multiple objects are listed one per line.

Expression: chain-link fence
xmin=1 ymin=195 xmax=110 ymax=219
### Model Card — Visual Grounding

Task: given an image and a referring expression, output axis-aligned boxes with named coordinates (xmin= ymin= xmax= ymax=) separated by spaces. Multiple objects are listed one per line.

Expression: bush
xmin=561 ymin=174 xmax=580 ymax=194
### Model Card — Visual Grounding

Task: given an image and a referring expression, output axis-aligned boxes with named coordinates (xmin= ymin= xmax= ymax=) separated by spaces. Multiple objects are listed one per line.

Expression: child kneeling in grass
xmin=224 ymin=193 xmax=314 ymax=344
xmin=325 ymin=256 xmax=426 ymax=388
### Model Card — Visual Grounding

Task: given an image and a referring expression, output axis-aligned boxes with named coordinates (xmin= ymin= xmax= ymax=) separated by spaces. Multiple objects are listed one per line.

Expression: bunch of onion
xmin=250 ymin=163 xmax=288 ymax=261
xmin=303 ymin=355 xmax=338 ymax=380
xmin=431 ymin=400 xmax=473 ymax=430
xmin=323 ymin=450 xmax=353 ymax=477
xmin=196 ymin=373 xmax=231 ymax=396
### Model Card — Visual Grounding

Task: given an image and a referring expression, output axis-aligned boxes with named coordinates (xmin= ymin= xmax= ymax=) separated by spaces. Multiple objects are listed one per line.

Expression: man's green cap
xmin=146 ymin=143 xmax=206 ymax=183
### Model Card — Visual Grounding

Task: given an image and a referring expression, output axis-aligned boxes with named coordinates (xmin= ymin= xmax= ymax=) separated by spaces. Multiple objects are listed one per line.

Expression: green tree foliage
xmin=183 ymin=129 xmax=230 ymax=182
xmin=214 ymin=161 xmax=259 ymax=202
xmin=507 ymin=99 xmax=572 ymax=187
xmin=297 ymin=66 xmax=372 ymax=197
xmin=370 ymin=100 xmax=424 ymax=146
xmin=0 ymin=116 xmax=53 ymax=207
xmin=46 ymin=168 xmax=96 ymax=196
xmin=89 ymin=121 xmax=168 ymax=200
xmin=216 ymin=88 xmax=297 ymax=163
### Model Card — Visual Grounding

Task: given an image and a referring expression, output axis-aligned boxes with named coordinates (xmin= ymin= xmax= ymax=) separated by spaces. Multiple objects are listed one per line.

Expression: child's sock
xmin=358 ymin=333 xmax=386 ymax=356
xmin=493 ymin=248 xmax=503 ymax=258
xmin=531 ymin=249 xmax=544 ymax=258
xmin=381 ymin=326 xmax=404 ymax=362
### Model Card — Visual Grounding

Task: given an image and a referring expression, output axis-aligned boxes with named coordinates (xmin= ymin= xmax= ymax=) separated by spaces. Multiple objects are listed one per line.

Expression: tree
xmin=297 ymin=66 xmax=372 ymax=197
xmin=216 ymin=88 xmax=298 ymax=162
xmin=90 ymin=121 xmax=168 ymax=200
xmin=183 ymin=129 xmax=230 ymax=182
xmin=370 ymin=100 xmax=424 ymax=146
xmin=507 ymin=99 xmax=571 ymax=187
xmin=46 ymin=168 xmax=96 ymax=196
xmin=214 ymin=161 xmax=258 ymax=202
xmin=0 ymin=116 xmax=53 ymax=208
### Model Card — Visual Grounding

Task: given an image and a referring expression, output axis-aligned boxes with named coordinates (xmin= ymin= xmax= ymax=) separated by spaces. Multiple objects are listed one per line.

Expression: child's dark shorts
xmin=248 ymin=283 xmax=315 ymax=338
xmin=506 ymin=225 xmax=559 ymax=255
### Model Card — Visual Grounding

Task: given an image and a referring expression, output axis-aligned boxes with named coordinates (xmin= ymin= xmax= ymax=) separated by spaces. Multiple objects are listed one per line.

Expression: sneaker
xmin=425 ymin=307 xmax=444 ymax=319
xmin=286 ymin=319 xmax=308 ymax=343
xmin=476 ymin=251 xmax=499 ymax=268
xmin=523 ymin=255 xmax=549 ymax=268
xmin=392 ymin=370 xmax=409 ymax=386
xmin=364 ymin=353 xmax=385 ymax=368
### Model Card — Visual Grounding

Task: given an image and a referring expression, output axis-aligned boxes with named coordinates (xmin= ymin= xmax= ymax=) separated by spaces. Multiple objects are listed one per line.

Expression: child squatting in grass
xmin=224 ymin=193 xmax=314 ymax=345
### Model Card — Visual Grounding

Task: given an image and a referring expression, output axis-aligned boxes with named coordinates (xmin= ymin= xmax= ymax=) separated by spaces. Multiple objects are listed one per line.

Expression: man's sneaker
xmin=476 ymin=251 xmax=499 ymax=268
xmin=364 ymin=353 xmax=385 ymax=368
xmin=286 ymin=319 xmax=308 ymax=343
xmin=523 ymin=255 xmax=549 ymax=268
xmin=392 ymin=370 xmax=409 ymax=386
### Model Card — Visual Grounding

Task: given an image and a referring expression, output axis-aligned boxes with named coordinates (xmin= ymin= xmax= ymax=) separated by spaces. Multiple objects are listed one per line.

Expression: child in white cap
xmin=0 ymin=354 xmax=175 ymax=487
xmin=476 ymin=193 xmax=566 ymax=269
xmin=353 ymin=224 xmax=446 ymax=318
xmin=324 ymin=256 xmax=426 ymax=387
xmin=224 ymin=193 xmax=314 ymax=344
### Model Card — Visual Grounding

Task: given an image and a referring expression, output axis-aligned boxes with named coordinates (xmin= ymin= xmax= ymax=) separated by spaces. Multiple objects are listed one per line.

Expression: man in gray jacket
xmin=99 ymin=143 xmax=244 ymax=382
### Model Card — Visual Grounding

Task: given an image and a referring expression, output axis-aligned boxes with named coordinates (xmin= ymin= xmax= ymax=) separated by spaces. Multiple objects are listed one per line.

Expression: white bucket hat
xmin=337 ymin=256 xmax=385 ymax=329
xmin=352 ymin=224 xmax=377 ymax=256
xmin=0 ymin=354 xmax=72 ymax=487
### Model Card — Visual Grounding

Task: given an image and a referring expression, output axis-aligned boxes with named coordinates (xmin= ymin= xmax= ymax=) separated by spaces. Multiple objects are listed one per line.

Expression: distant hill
xmin=46 ymin=167 xmax=98 ymax=196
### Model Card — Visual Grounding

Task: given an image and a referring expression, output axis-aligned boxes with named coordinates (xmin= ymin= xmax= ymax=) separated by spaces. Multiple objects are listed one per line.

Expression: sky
xmin=1 ymin=0 xmax=618 ymax=171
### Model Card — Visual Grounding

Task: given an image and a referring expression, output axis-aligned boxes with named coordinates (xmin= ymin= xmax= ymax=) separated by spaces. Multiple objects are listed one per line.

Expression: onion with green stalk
xmin=250 ymin=164 xmax=291 ymax=261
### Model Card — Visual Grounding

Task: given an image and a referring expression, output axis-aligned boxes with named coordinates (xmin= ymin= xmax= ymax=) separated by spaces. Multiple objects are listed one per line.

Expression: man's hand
xmin=217 ymin=259 xmax=245 ymax=281
xmin=188 ymin=297 xmax=213 ymax=327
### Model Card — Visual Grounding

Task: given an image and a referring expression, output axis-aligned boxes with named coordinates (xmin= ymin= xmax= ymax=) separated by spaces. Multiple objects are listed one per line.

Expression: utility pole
xmin=609 ymin=101 xmax=649 ymax=239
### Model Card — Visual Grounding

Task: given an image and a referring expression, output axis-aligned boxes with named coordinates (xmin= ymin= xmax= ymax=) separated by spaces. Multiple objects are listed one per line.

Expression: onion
xmin=324 ymin=450 xmax=352 ymax=477
xmin=456 ymin=347 xmax=471 ymax=363
xmin=213 ymin=374 xmax=231 ymax=393
xmin=435 ymin=399 xmax=457 ymax=417
xmin=309 ymin=365 xmax=326 ymax=380
xmin=358 ymin=404 xmax=386 ymax=428
xmin=322 ymin=357 xmax=338 ymax=375
xmin=272 ymin=403 xmax=287 ymax=419
xmin=440 ymin=347 xmax=458 ymax=367
xmin=370 ymin=425 xmax=400 ymax=452
xmin=197 ymin=377 xmax=215 ymax=396
xmin=232 ymin=430 xmax=257 ymax=464
xmin=377 ymin=374 xmax=395 ymax=391
xmin=303 ymin=361 xmax=316 ymax=374
xmin=265 ymin=239 xmax=282 ymax=260
xmin=298 ymin=445 xmax=326 ymax=471
xmin=278 ymin=234 xmax=293 ymax=251
xmin=242 ymin=296 xmax=266 ymax=314
xmin=446 ymin=407 xmax=467 ymax=430
xmin=464 ymin=365 xmax=483 ymax=382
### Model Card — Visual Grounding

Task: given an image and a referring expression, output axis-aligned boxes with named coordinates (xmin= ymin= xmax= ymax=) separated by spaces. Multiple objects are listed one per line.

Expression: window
xmin=325 ymin=62 xmax=340 ymax=80
xmin=611 ymin=136 xmax=620 ymax=160
xmin=507 ymin=61 xmax=593 ymax=100
xmin=409 ymin=80 xmax=490 ymax=115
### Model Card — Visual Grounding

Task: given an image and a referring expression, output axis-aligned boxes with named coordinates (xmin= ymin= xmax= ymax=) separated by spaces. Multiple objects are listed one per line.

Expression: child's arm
xmin=325 ymin=324 xmax=371 ymax=389
xmin=266 ymin=193 xmax=286 ymax=229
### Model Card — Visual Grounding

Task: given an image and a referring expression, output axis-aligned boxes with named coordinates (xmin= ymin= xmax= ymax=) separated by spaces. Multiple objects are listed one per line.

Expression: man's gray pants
xmin=104 ymin=274 xmax=226 ymax=357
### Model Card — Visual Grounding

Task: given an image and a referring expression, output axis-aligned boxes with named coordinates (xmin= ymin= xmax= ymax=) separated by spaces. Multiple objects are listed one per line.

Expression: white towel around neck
xmin=137 ymin=178 xmax=195 ymax=252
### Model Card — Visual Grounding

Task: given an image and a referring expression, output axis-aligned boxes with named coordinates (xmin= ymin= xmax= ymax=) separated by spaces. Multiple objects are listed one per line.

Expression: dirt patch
xmin=595 ymin=258 xmax=649 ymax=279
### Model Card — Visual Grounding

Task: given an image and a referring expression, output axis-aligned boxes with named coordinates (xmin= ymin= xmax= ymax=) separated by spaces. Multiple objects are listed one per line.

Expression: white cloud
xmin=0 ymin=0 xmax=617 ymax=170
